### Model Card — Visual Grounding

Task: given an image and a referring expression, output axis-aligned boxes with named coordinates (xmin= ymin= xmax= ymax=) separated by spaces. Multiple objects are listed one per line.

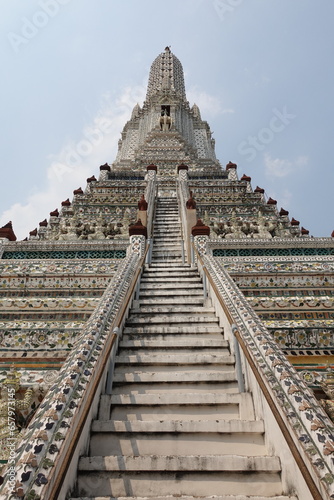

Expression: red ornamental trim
xmin=226 ymin=161 xmax=237 ymax=170
xmin=240 ymin=174 xmax=251 ymax=182
xmin=138 ymin=195 xmax=148 ymax=211
xmin=0 ymin=221 xmax=17 ymax=241
xmin=61 ymin=199 xmax=71 ymax=206
xmin=186 ymin=192 xmax=196 ymax=209
xmin=291 ymin=217 xmax=300 ymax=226
xmin=87 ymin=175 xmax=97 ymax=183
xmin=267 ymin=197 xmax=277 ymax=205
xmin=146 ymin=164 xmax=157 ymax=172
xmin=191 ymin=219 xmax=210 ymax=236
xmin=99 ymin=163 xmax=111 ymax=171
xmin=129 ymin=219 xmax=147 ymax=238
xmin=177 ymin=163 xmax=189 ymax=172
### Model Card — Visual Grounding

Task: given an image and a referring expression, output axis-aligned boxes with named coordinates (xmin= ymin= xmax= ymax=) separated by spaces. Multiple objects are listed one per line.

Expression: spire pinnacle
xmin=145 ymin=48 xmax=186 ymax=102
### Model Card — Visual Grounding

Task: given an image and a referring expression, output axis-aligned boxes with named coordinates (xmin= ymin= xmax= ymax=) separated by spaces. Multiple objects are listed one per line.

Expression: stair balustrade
xmin=193 ymin=237 xmax=334 ymax=500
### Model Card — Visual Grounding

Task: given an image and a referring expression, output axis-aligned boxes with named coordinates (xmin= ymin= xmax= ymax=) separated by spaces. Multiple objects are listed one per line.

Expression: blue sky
xmin=1 ymin=0 xmax=333 ymax=239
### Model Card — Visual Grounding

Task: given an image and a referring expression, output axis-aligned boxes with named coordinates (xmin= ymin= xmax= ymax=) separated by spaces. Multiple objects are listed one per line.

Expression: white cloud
xmin=0 ymin=84 xmax=146 ymax=241
xmin=279 ymin=189 xmax=293 ymax=209
xmin=267 ymin=188 xmax=292 ymax=210
xmin=264 ymin=153 xmax=308 ymax=178
xmin=187 ymin=86 xmax=234 ymax=117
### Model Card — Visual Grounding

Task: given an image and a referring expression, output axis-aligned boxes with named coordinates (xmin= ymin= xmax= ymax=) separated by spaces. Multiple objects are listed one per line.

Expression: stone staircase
xmin=71 ymin=195 xmax=298 ymax=500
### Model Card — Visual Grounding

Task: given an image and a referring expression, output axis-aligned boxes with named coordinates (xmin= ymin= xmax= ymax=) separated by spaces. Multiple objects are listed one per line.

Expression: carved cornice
xmin=1 ymin=239 xmax=130 ymax=253
xmin=208 ymin=237 xmax=334 ymax=250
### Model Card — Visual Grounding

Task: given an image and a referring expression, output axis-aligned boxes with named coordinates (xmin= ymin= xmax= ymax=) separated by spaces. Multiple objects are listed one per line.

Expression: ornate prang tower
xmin=0 ymin=48 xmax=333 ymax=500
xmin=113 ymin=47 xmax=220 ymax=177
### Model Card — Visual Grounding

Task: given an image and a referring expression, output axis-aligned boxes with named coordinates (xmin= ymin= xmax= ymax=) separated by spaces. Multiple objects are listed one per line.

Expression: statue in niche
xmin=159 ymin=108 xmax=172 ymax=131
xmin=225 ymin=209 xmax=246 ymax=239
xmin=274 ymin=222 xmax=292 ymax=238
xmin=58 ymin=219 xmax=78 ymax=241
xmin=252 ymin=210 xmax=273 ymax=239
xmin=225 ymin=223 xmax=246 ymax=239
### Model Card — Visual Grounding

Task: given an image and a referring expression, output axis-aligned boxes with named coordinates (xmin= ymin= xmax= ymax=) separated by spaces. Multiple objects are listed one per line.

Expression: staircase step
xmin=92 ymin=419 xmax=264 ymax=433
xmin=111 ymin=381 xmax=238 ymax=394
xmin=151 ymin=254 xmax=182 ymax=259
xmin=74 ymin=473 xmax=286 ymax=498
xmin=115 ymin=353 xmax=233 ymax=365
xmin=113 ymin=371 xmax=236 ymax=384
xmin=154 ymin=222 xmax=180 ymax=226
xmin=138 ymin=291 xmax=204 ymax=298
xmin=78 ymin=454 xmax=281 ymax=472
xmin=140 ymin=277 xmax=201 ymax=283
xmin=102 ymin=397 xmax=253 ymax=422
xmin=153 ymin=233 xmax=181 ymax=236
xmin=130 ymin=306 xmax=213 ymax=314
xmin=143 ymin=267 xmax=193 ymax=274
xmin=139 ymin=282 xmax=203 ymax=290
xmin=125 ymin=315 xmax=219 ymax=325
xmin=123 ymin=325 xmax=222 ymax=334
xmin=148 ymin=264 xmax=186 ymax=268
xmin=107 ymin=392 xmax=254 ymax=420
xmin=122 ymin=333 xmax=224 ymax=343
xmin=119 ymin=338 xmax=228 ymax=348
xmin=89 ymin=432 xmax=266 ymax=457
xmin=71 ymin=496 xmax=298 ymax=500
xmin=76 ymin=457 xmax=284 ymax=497
xmin=137 ymin=299 xmax=205 ymax=307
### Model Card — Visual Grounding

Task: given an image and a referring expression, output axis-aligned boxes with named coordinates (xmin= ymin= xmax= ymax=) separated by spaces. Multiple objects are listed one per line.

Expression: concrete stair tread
xmin=140 ymin=272 xmax=198 ymax=277
xmin=153 ymin=243 xmax=182 ymax=246
xmin=91 ymin=419 xmax=264 ymax=433
xmin=142 ymin=271 xmax=198 ymax=277
xmin=130 ymin=306 xmax=214 ymax=313
xmin=109 ymin=392 xmax=252 ymax=405
xmin=78 ymin=454 xmax=281 ymax=472
xmin=115 ymin=354 xmax=234 ymax=364
xmin=139 ymin=290 xmax=204 ymax=296
xmin=154 ymin=230 xmax=180 ymax=232
xmin=137 ymin=298 xmax=204 ymax=305
xmin=148 ymin=264 xmax=188 ymax=268
xmin=121 ymin=334 xmax=225 ymax=342
xmin=126 ymin=316 xmax=219 ymax=324
xmin=140 ymin=282 xmax=202 ymax=288
xmin=70 ymin=496 xmax=298 ymax=500
xmin=119 ymin=339 xmax=228 ymax=347
xmin=140 ymin=277 xmax=201 ymax=283
xmin=153 ymin=234 xmax=182 ymax=238
xmin=123 ymin=326 xmax=223 ymax=334
xmin=152 ymin=230 xmax=180 ymax=233
xmin=113 ymin=372 xmax=236 ymax=383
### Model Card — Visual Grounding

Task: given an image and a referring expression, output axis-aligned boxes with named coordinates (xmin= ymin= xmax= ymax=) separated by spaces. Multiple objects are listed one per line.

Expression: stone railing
xmin=0 ymin=236 xmax=146 ymax=500
xmin=177 ymin=168 xmax=192 ymax=262
xmin=194 ymin=236 xmax=334 ymax=500
xmin=144 ymin=169 xmax=157 ymax=239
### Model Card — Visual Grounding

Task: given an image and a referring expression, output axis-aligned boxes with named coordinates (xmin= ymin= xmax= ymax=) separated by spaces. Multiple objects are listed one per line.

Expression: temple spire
xmin=145 ymin=48 xmax=186 ymax=102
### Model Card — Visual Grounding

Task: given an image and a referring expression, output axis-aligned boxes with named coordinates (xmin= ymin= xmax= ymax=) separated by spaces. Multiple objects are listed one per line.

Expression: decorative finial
xmin=165 ymin=46 xmax=171 ymax=52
